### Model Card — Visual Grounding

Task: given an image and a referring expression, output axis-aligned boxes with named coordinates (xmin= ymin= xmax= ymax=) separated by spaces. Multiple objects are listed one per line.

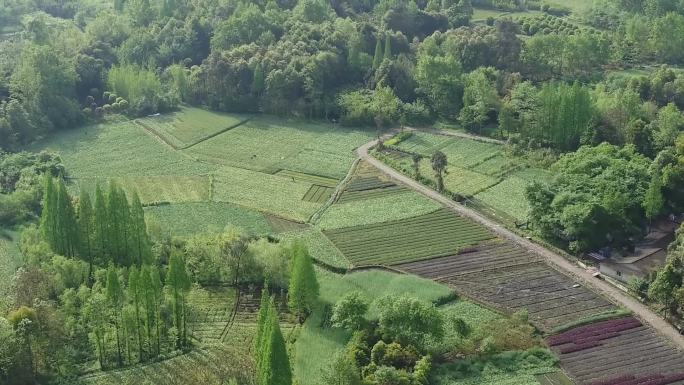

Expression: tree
xmin=459 ymin=67 xmax=500 ymax=134
xmin=376 ymin=295 xmax=444 ymax=350
xmin=55 ymin=179 xmax=78 ymax=258
xmin=39 ymin=175 xmax=58 ymax=251
xmin=383 ymin=33 xmax=392 ymax=62
xmin=78 ymin=189 xmax=95 ymax=282
xmin=129 ymin=191 xmax=151 ymax=266
xmin=106 ymin=265 xmax=124 ymax=366
xmin=373 ymin=36 xmax=383 ymax=70
xmin=331 ymin=291 xmax=368 ymax=331
xmin=431 ymin=151 xmax=447 ymax=192
xmin=257 ymin=297 xmax=292 ymax=385
xmin=322 ymin=352 xmax=362 ymax=385
xmin=288 ymin=242 xmax=319 ymax=323
xmin=412 ymin=154 xmax=423 ymax=179
xmin=94 ymin=184 xmax=109 ymax=263
xmin=127 ymin=266 xmax=144 ymax=360
xmin=167 ymin=252 xmax=191 ymax=348
xmin=415 ymin=53 xmax=463 ymax=119
xmin=644 ymin=171 xmax=665 ymax=220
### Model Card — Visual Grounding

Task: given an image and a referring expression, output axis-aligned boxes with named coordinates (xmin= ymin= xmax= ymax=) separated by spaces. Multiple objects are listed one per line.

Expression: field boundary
xmin=180 ymin=118 xmax=251 ymax=150
xmin=309 ymin=157 xmax=361 ymax=225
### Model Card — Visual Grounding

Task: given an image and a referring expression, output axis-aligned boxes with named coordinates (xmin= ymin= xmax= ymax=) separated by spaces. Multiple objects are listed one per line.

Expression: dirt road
xmin=358 ymin=139 xmax=684 ymax=349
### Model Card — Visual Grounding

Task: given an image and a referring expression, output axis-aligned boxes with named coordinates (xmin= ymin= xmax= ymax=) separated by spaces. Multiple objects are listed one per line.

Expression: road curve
xmin=357 ymin=139 xmax=684 ymax=349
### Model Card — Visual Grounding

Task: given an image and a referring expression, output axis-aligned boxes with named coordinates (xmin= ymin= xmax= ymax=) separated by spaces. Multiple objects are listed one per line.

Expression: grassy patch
xmin=318 ymin=191 xmax=442 ymax=230
xmin=474 ymin=177 xmax=531 ymax=222
xmin=73 ymin=176 xmax=210 ymax=204
xmin=145 ymin=202 xmax=272 ymax=237
xmin=323 ymin=209 xmax=495 ymax=266
xmin=420 ymin=162 xmax=498 ymax=197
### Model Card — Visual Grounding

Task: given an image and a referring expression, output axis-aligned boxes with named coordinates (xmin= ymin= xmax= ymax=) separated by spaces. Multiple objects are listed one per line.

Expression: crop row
xmin=302 ymin=184 xmax=334 ymax=204
xmin=549 ymin=319 xmax=684 ymax=384
xmin=548 ymin=317 xmax=642 ymax=347
xmin=399 ymin=243 xmax=616 ymax=331
xmin=589 ymin=373 xmax=684 ymax=385
xmin=324 ymin=209 xmax=494 ymax=266
xmin=336 ymin=185 xmax=405 ymax=203
xmin=345 ymin=176 xmax=396 ymax=192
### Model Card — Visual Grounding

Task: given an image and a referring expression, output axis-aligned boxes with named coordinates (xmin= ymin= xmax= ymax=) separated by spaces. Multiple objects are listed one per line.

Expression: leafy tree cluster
xmin=326 ymin=291 xmax=540 ymax=385
xmin=526 ymin=143 xmax=651 ymax=252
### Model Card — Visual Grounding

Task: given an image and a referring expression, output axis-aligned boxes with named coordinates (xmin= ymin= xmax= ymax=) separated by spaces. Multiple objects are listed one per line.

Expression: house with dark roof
xmin=596 ymin=218 xmax=679 ymax=284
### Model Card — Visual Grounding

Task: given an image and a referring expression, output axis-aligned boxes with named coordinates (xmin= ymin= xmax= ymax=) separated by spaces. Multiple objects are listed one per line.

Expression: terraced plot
xmin=397 ymin=243 xmax=616 ymax=331
xmin=397 ymin=132 xmax=502 ymax=168
xmin=303 ymin=185 xmax=334 ymax=203
xmin=419 ymin=162 xmax=498 ymax=196
xmin=548 ymin=317 xmax=684 ymax=385
xmin=337 ymin=160 xmax=406 ymax=203
xmin=323 ymin=208 xmax=495 ymax=266
xmin=276 ymin=170 xmax=339 ymax=187
xmin=136 ymin=106 xmax=247 ymax=148
xmin=188 ymin=287 xmax=236 ymax=342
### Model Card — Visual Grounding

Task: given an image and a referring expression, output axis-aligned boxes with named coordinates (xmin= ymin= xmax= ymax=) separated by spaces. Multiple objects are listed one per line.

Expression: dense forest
xmin=4 ymin=0 xmax=684 ymax=384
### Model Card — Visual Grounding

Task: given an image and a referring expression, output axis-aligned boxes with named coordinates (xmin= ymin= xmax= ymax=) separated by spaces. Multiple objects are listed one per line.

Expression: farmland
xmin=548 ymin=317 xmax=684 ymax=385
xmin=145 ymin=202 xmax=273 ymax=237
xmin=397 ymin=242 xmax=616 ymax=331
xmin=71 ymin=175 xmax=210 ymax=204
xmin=323 ymin=208 xmax=495 ymax=266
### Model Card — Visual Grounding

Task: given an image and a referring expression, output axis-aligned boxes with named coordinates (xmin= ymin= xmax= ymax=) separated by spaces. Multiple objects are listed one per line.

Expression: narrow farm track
xmin=358 ymin=138 xmax=684 ymax=350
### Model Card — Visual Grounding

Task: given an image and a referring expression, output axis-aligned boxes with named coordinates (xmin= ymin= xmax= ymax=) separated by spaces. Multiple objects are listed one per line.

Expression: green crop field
xmin=185 ymin=117 xmax=373 ymax=178
xmin=73 ymin=176 xmax=210 ymax=204
xmin=323 ymin=208 xmax=495 ymax=266
xmin=318 ymin=191 xmax=442 ymax=230
xmin=420 ymin=162 xmax=499 ymax=196
xmin=145 ymin=202 xmax=273 ymax=237
xmin=474 ymin=177 xmax=531 ymax=222
xmin=136 ymin=106 xmax=248 ymax=148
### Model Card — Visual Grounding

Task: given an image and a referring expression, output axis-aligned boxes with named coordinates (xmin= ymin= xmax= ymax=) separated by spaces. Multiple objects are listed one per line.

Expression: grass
xmin=136 ymin=106 xmax=247 ymax=148
xmin=280 ymin=228 xmax=351 ymax=270
xmin=474 ymin=177 xmax=531 ymax=222
xmin=317 ymin=191 xmax=442 ymax=230
xmin=323 ymin=208 xmax=495 ymax=266
xmin=295 ymin=268 xmax=456 ymax=385
xmin=72 ymin=176 xmax=210 ymax=204
xmin=145 ymin=202 xmax=273 ymax=237
xmin=185 ymin=116 xmax=373 ymax=178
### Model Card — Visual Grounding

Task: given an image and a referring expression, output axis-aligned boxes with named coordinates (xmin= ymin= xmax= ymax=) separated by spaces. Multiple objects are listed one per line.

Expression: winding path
xmin=357 ymin=138 xmax=684 ymax=349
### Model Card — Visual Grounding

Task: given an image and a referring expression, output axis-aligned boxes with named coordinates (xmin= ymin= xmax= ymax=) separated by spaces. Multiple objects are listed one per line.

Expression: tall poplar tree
xmin=383 ymin=33 xmax=392 ymax=62
xmin=129 ymin=191 xmax=152 ymax=266
xmin=167 ymin=252 xmax=190 ymax=349
xmin=254 ymin=283 xmax=271 ymax=358
xmin=78 ymin=189 xmax=95 ymax=280
xmin=140 ymin=265 xmax=155 ymax=354
xmin=288 ymin=242 xmax=319 ymax=323
xmin=94 ymin=184 xmax=109 ymax=263
xmin=106 ymin=265 xmax=124 ymax=366
xmin=372 ymin=36 xmax=383 ymax=70
xmin=56 ymin=179 xmax=78 ymax=258
xmin=150 ymin=265 xmax=163 ymax=355
xmin=40 ymin=175 xmax=58 ymax=250
xmin=127 ymin=266 xmax=144 ymax=361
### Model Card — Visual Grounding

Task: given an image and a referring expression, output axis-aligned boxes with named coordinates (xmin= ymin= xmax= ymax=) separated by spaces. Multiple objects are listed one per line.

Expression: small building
xmin=596 ymin=218 xmax=679 ymax=284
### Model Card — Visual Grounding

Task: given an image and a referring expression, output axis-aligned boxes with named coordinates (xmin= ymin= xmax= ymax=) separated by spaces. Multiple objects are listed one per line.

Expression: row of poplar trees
xmin=40 ymin=176 xmax=153 ymax=273
xmin=87 ymin=254 xmax=191 ymax=369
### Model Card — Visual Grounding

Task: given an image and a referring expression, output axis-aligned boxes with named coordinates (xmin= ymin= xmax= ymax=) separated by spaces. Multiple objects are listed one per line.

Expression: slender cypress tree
xmin=108 ymin=182 xmax=123 ymax=262
xmin=288 ymin=242 xmax=320 ymax=323
xmin=94 ymin=184 xmax=109 ymax=263
xmin=78 ymin=190 xmax=95 ymax=281
xmin=383 ymin=33 xmax=392 ymax=62
xmin=258 ymin=298 xmax=292 ymax=385
xmin=254 ymin=283 xmax=271 ymax=357
xmin=252 ymin=62 xmax=265 ymax=95
xmin=128 ymin=266 xmax=144 ymax=361
xmin=150 ymin=265 xmax=163 ymax=355
xmin=372 ymin=36 xmax=383 ymax=70
xmin=40 ymin=175 xmax=58 ymax=250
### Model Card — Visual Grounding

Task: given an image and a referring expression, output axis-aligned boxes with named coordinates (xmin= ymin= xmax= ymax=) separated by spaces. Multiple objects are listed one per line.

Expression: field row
xmin=397 ymin=243 xmax=616 ymax=331
xmin=323 ymin=208 xmax=495 ymax=266
xmin=549 ymin=317 xmax=684 ymax=385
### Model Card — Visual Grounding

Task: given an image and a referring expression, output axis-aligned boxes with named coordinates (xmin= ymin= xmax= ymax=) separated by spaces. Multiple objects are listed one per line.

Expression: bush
xmin=384 ymin=131 xmax=413 ymax=147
